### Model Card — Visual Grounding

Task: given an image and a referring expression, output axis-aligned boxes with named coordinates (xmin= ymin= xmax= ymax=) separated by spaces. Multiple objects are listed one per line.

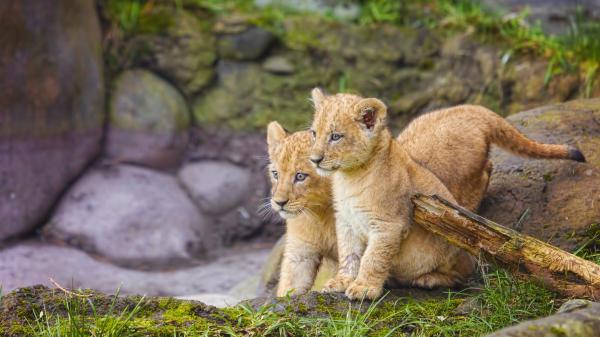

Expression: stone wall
xmin=1 ymin=1 xmax=597 ymax=271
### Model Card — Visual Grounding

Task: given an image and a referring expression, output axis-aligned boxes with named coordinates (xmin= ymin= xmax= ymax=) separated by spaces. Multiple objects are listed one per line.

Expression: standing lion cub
xmin=308 ymin=89 xmax=585 ymax=300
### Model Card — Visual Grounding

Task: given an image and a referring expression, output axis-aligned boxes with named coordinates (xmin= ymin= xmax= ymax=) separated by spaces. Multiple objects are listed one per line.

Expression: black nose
xmin=310 ymin=156 xmax=323 ymax=165
xmin=274 ymin=199 xmax=289 ymax=207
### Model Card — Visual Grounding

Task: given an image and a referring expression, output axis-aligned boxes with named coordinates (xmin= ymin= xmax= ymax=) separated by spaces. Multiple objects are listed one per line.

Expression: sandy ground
xmin=0 ymin=240 xmax=271 ymax=306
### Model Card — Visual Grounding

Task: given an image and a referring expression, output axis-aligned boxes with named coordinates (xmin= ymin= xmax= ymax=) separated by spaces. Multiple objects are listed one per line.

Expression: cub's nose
xmin=310 ymin=156 xmax=323 ymax=165
xmin=274 ymin=199 xmax=289 ymax=207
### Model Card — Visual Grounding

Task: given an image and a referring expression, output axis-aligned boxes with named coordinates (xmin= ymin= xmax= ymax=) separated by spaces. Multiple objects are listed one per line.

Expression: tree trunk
xmin=411 ymin=194 xmax=600 ymax=300
xmin=485 ymin=302 xmax=600 ymax=337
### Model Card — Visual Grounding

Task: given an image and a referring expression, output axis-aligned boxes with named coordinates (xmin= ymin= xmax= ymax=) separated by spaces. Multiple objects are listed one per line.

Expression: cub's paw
xmin=411 ymin=272 xmax=455 ymax=289
xmin=345 ymin=281 xmax=383 ymax=300
xmin=322 ymin=275 xmax=353 ymax=293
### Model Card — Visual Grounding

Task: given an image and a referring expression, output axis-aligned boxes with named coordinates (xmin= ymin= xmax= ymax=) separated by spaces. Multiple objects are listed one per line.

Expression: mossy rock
xmin=125 ymin=7 xmax=216 ymax=96
xmin=0 ymin=286 xmax=216 ymax=336
xmin=0 ymin=285 xmax=450 ymax=336
xmin=480 ymin=98 xmax=600 ymax=250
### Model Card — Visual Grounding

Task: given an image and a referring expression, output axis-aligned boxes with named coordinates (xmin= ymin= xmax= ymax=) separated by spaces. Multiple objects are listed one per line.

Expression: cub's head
xmin=266 ymin=121 xmax=331 ymax=219
xmin=308 ymin=88 xmax=388 ymax=176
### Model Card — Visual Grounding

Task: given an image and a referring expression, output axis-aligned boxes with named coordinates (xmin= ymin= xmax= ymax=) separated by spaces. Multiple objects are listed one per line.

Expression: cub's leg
xmin=412 ymin=249 xmax=476 ymax=289
xmin=457 ymin=160 xmax=493 ymax=212
xmin=345 ymin=218 xmax=409 ymax=300
xmin=323 ymin=215 xmax=365 ymax=293
xmin=277 ymin=238 xmax=321 ymax=297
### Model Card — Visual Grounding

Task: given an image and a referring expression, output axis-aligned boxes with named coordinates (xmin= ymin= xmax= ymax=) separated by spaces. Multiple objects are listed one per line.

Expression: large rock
xmin=43 ymin=165 xmax=215 ymax=269
xmin=179 ymin=160 xmax=260 ymax=243
xmin=480 ymin=99 xmax=600 ymax=250
xmin=106 ymin=70 xmax=190 ymax=170
xmin=0 ymin=241 xmax=270 ymax=296
xmin=186 ymin=130 xmax=283 ymax=241
xmin=0 ymin=286 xmax=443 ymax=337
xmin=179 ymin=161 xmax=252 ymax=215
xmin=0 ymin=0 xmax=104 ymax=242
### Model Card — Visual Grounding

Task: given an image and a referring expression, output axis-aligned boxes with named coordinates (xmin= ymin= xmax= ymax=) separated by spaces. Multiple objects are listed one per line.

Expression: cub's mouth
xmin=315 ymin=164 xmax=340 ymax=177
xmin=316 ymin=167 xmax=334 ymax=177
xmin=277 ymin=209 xmax=300 ymax=219
xmin=271 ymin=200 xmax=303 ymax=219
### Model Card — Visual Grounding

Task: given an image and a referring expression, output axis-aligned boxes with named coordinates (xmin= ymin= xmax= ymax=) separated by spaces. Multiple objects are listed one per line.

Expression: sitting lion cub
xmin=308 ymin=89 xmax=585 ymax=300
xmin=267 ymin=127 xmax=338 ymax=296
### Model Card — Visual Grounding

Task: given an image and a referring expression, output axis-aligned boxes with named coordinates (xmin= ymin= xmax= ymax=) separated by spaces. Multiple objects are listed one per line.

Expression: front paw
xmin=345 ymin=280 xmax=383 ymax=300
xmin=322 ymin=275 xmax=353 ymax=293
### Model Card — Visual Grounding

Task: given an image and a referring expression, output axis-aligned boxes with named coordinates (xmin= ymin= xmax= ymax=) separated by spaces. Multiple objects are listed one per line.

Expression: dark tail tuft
xmin=568 ymin=146 xmax=586 ymax=162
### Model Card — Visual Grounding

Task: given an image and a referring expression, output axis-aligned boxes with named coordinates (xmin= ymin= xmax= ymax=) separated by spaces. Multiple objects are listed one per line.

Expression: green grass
xmin=28 ymin=289 xmax=146 ymax=337
xmin=574 ymin=223 xmax=600 ymax=264
xmin=101 ymin=0 xmax=600 ymax=97
xmin=21 ymin=268 xmax=560 ymax=337
xmin=358 ymin=0 xmax=600 ymax=96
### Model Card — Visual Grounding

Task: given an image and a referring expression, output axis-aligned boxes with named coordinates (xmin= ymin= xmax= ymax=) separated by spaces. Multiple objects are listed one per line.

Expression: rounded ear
xmin=267 ymin=121 xmax=288 ymax=149
xmin=311 ymin=87 xmax=326 ymax=109
xmin=353 ymin=98 xmax=387 ymax=131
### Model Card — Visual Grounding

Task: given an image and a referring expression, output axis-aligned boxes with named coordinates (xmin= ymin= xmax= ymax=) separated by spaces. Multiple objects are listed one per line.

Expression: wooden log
xmin=411 ymin=194 xmax=600 ymax=300
xmin=485 ymin=301 xmax=600 ymax=337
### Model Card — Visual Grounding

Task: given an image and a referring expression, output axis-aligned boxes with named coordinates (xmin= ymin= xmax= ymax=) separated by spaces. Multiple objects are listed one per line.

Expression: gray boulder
xmin=480 ymin=99 xmax=600 ymax=250
xmin=0 ymin=240 xmax=270 ymax=296
xmin=106 ymin=70 xmax=190 ymax=170
xmin=0 ymin=0 xmax=104 ymax=242
xmin=178 ymin=160 xmax=263 ymax=243
xmin=43 ymin=165 xmax=215 ymax=269
xmin=217 ymin=26 xmax=274 ymax=61
xmin=186 ymin=131 xmax=281 ymax=241
xmin=179 ymin=161 xmax=252 ymax=215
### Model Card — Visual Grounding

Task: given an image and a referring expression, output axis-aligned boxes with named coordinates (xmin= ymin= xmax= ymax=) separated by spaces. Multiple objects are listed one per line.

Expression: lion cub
xmin=308 ymin=89 xmax=585 ymax=300
xmin=267 ymin=124 xmax=338 ymax=296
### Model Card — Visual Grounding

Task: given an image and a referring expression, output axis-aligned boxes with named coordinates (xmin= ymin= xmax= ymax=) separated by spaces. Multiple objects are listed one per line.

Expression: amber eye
xmin=330 ymin=133 xmax=343 ymax=142
xmin=294 ymin=172 xmax=308 ymax=182
xmin=271 ymin=170 xmax=278 ymax=180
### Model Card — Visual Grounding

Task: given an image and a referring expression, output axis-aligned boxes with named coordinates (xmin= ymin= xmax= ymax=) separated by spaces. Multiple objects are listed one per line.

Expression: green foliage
xmin=103 ymin=0 xmax=146 ymax=35
xmin=28 ymin=289 xmax=146 ymax=337
xmin=358 ymin=0 xmax=600 ymax=96
xmin=21 ymin=269 xmax=560 ymax=337
xmin=574 ymin=223 xmax=600 ymax=264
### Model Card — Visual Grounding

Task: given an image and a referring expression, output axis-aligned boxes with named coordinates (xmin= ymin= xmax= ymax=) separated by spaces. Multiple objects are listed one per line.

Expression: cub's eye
xmin=310 ymin=130 xmax=316 ymax=140
xmin=330 ymin=133 xmax=343 ymax=142
xmin=271 ymin=170 xmax=279 ymax=180
xmin=294 ymin=172 xmax=308 ymax=182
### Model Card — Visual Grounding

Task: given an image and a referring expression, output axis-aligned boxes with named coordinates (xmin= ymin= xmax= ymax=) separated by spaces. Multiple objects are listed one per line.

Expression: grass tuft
xmin=28 ymin=288 xmax=146 ymax=337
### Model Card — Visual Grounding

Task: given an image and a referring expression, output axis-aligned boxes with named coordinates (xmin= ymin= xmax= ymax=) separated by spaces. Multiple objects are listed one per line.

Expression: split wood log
xmin=411 ymin=194 xmax=600 ymax=300
xmin=485 ymin=301 xmax=600 ymax=337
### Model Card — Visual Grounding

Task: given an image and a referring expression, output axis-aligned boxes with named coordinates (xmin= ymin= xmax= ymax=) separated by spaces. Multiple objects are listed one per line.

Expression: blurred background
xmin=1 ymin=0 xmax=599 ymax=307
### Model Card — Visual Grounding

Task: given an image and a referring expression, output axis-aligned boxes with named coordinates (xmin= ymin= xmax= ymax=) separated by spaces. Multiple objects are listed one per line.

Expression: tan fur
xmin=308 ymin=90 xmax=585 ymax=300
xmin=269 ymin=92 xmax=584 ymax=298
xmin=267 ymin=119 xmax=478 ymax=296
xmin=267 ymin=123 xmax=337 ymax=296
xmin=397 ymin=104 xmax=582 ymax=210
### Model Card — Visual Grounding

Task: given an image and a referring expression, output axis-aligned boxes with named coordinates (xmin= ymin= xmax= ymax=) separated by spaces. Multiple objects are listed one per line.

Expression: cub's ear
xmin=353 ymin=98 xmax=387 ymax=131
xmin=267 ymin=121 xmax=288 ymax=149
xmin=311 ymin=87 xmax=326 ymax=109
